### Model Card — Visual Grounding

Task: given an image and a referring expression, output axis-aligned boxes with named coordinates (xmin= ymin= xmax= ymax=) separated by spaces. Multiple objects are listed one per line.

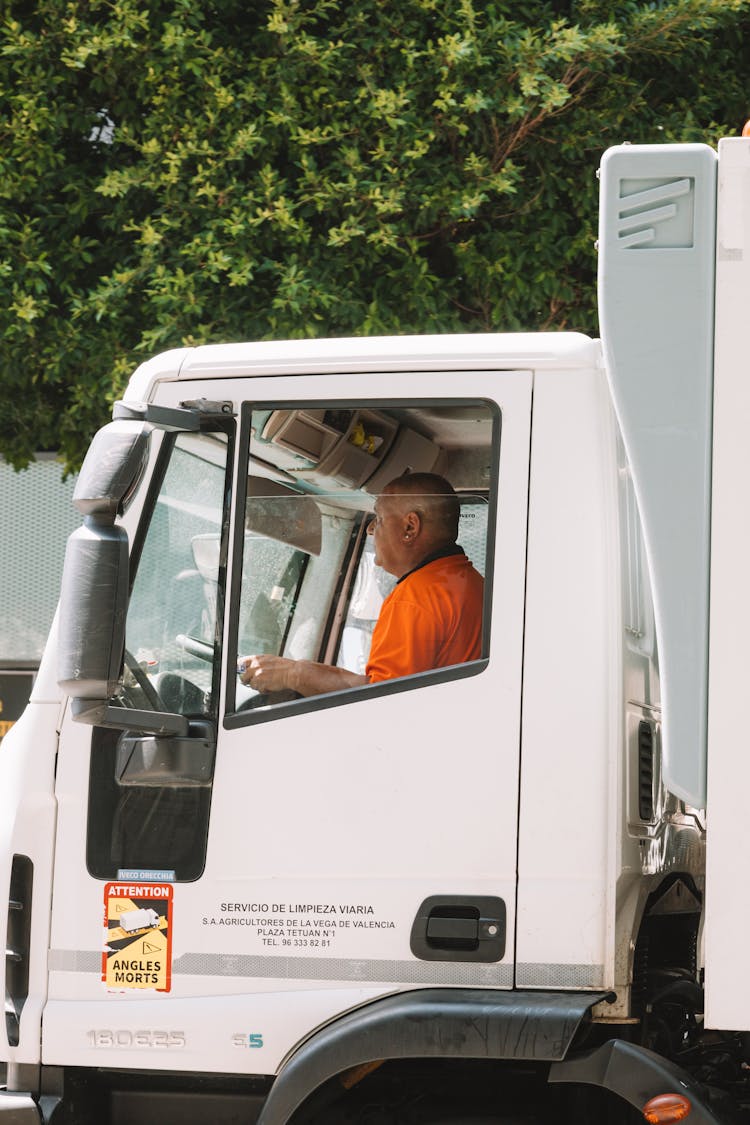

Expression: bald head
xmin=370 ymin=473 xmax=461 ymax=577
xmin=382 ymin=473 xmax=460 ymax=544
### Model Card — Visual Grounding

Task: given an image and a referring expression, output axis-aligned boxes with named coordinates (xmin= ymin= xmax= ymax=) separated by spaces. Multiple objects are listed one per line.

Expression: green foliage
xmin=1 ymin=0 xmax=748 ymax=468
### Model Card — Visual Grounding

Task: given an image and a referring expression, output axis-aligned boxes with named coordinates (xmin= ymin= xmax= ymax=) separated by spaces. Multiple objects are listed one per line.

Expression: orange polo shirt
xmin=366 ymin=550 xmax=484 ymax=683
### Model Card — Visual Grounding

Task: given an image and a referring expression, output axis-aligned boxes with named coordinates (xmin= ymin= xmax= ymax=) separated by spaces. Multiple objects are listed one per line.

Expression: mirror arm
xmin=71 ymin=698 xmax=189 ymax=737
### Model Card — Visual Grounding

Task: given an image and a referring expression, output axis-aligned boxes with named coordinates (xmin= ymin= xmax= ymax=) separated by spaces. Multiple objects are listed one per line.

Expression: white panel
xmin=517 ymin=366 xmax=620 ymax=987
xmin=705 ymin=138 xmax=750 ymax=1030
xmin=173 ymin=333 xmax=600 ymax=381
xmin=206 ymin=369 xmax=530 ymax=997
xmin=42 ymin=988 xmax=389 ymax=1073
xmin=598 ymin=144 xmax=717 ymax=808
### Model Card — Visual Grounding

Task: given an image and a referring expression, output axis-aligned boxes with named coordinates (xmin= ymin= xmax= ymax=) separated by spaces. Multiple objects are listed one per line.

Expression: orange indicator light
xmin=642 ymin=1092 xmax=691 ymax=1123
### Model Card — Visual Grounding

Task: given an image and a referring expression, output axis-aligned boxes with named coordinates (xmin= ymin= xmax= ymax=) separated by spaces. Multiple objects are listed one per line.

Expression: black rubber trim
xmin=256 ymin=987 xmax=610 ymax=1125
xmin=549 ymin=1039 xmax=725 ymax=1124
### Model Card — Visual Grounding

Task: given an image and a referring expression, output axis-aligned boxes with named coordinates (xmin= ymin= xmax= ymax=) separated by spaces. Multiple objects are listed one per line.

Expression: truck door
xmin=45 ymin=367 xmax=531 ymax=1076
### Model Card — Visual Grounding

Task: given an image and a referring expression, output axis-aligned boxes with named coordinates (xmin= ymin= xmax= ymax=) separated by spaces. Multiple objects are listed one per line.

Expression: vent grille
xmin=5 ymin=855 xmax=33 ymax=1047
xmin=638 ymin=720 xmax=655 ymax=821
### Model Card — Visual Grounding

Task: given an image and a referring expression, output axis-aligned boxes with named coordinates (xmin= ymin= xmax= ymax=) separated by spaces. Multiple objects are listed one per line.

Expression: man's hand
xmin=238 ymin=654 xmax=368 ymax=698
xmin=239 ymin=654 xmax=297 ymax=694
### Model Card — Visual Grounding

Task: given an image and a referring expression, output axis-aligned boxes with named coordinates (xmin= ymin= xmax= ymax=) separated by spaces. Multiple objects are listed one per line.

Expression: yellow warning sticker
xmin=102 ymin=882 xmax=173 ymax=992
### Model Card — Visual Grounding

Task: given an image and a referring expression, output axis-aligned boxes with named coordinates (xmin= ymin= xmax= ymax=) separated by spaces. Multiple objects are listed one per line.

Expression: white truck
xmin=1 ymin=134 xmax=748 ymax=1124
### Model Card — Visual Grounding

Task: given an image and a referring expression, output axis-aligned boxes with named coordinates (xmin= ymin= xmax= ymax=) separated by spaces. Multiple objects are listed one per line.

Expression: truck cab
xmin=1 ymin=138 xmax=742 ymax=1124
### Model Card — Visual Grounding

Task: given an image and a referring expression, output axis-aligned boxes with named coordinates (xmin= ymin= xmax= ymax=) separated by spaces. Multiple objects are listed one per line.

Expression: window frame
xmin=223 ymin=397 xmax=500 ymax=729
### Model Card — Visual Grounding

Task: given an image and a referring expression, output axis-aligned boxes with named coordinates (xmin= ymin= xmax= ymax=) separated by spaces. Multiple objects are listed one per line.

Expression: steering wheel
xmin=122 ymin=648 xmax=168 ymax=712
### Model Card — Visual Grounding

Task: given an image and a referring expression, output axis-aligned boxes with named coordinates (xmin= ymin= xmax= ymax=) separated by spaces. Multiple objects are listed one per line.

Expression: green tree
xmin=1 ymin=0 xmax=748 ymax=469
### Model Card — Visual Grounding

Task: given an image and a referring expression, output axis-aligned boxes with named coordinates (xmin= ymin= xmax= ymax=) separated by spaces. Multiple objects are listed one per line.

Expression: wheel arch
xmin=256 ymin=987 xmax=611 ymax=1125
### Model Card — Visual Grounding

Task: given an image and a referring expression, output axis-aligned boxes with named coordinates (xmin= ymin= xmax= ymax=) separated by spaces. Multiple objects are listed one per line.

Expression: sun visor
xmin=245 ymin=477 xmax=322 ymax=556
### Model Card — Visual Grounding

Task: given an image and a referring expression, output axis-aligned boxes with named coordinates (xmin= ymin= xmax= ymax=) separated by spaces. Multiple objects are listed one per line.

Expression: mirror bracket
xmin=112 ymin=399 xmax=234 ymax=429
xmin=71 ymin=698 xmax=189 ymax=738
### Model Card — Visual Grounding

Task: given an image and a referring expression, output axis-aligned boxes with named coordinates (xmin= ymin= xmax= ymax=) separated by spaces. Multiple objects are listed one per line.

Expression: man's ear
xmin=403 ymin=509 xmax=421 ymax=540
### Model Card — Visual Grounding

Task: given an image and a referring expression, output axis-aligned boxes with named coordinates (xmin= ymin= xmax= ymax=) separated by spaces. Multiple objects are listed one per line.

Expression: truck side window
xmin=227 ymin=400 xmax=497 ymax=716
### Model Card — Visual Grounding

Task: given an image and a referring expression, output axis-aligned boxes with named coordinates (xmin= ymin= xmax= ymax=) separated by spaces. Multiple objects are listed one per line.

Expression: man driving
xmin=238 ymin=472 xmax=484 ymax=698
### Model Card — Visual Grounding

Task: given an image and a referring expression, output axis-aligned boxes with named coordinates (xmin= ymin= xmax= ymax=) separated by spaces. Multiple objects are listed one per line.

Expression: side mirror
xmin=57 ymin=420 xmax=150 ymax=703
xmin=57 ymin=518 xmax=129 ymax=700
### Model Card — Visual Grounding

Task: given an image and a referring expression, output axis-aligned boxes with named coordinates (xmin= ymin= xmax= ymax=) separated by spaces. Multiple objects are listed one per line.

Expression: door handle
xmin=411 ymin=895 xmax=506 ymax=963
xmin=426 ymin=916 xmax=478 ymax=944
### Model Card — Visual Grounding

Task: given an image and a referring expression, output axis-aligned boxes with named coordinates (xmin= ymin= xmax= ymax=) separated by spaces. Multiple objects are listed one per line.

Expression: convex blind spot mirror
xmin=73 ymin=419 xmax=152 ymax=519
